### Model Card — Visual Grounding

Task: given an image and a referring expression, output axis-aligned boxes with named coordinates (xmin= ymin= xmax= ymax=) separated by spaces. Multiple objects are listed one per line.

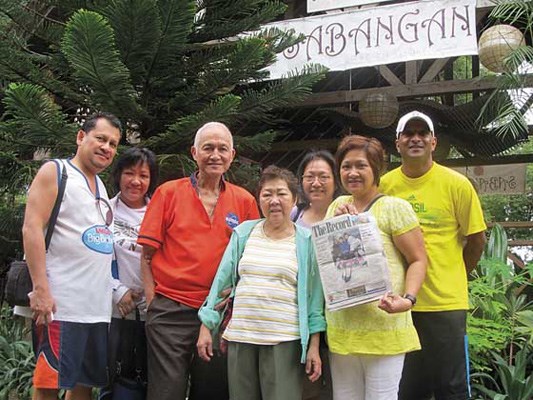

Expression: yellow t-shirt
xmin=324 ymin=195 xmax=421 ymax=355
xmin=380 ymin=163 xmax=487 ymax=311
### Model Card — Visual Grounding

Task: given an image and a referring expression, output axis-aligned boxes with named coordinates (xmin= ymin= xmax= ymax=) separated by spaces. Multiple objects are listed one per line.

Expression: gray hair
xmin=193 ymin=122 xmax=233 ymax=149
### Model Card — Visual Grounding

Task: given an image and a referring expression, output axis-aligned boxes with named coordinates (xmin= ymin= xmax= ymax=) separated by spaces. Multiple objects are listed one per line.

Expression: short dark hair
xmin=335 ymin=135 xmax=385 ymax=186
xmin=257 ymin=165 xmax=298 ymax=200
xmin=296 ymin=150 xmax=340 ymax=207
xmin=82 ymin=112 xmax=123 ymax=135
xmin=112 ymin=147 xmax=159 ymax=197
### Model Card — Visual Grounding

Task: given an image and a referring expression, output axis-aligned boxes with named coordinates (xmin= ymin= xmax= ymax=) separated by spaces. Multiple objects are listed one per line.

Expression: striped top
xmin=223 ymin=221 xmax=300 ymax=344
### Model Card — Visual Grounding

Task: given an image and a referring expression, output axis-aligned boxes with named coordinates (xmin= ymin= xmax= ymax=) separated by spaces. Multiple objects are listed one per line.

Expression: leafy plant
xmin=0 ymin=305 xmax=33 ymax=400
xmin=472 ymin=344 xmax=533 ymax=400
xmin=468 ymin=224 xmax=533 ymax=398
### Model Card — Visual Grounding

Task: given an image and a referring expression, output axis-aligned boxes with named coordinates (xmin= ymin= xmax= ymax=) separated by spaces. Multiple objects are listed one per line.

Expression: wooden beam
xmin=508 ymin=240 xmax=533 ymax=246
xmin=405 ymin=61 xmax=418 ymax=84
xmin=440 ymin=154 xmax=533 ymax=167
xmin=299 ymin=74 xmax=533 ymax=106
xmin=419 ymin=58 xmax=451 ymax=83
xmin=377 ymin=65 xmax=403 ymax=86
xmin=487 ymin=221 xmax=533 ymax=228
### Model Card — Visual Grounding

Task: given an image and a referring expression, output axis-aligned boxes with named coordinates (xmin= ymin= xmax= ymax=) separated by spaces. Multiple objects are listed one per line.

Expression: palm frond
xmin=144 ymin=0 xmax=196 ymax=89
xmin=101 ymin=0 xmax=161 ymax=85
xmin=236 ymin=64 xmax=327 ymax=123
xmin=490 ymin=1 xmax=533 ymax=35
xmin=192 ymin=0 xmax=286 ymax=43
xmin=2 ymin=82 xmax=76 ymax=153
xmin=148 ymin=94 xmax=242 ymax=151
xmin=233 ymin=129 xmax=277 ymax=153
xmin=60 ymin=9 xmax=138 ymax=118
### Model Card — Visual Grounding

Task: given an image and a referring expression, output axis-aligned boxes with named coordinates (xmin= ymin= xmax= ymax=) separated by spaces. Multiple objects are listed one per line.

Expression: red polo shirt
xmin=138 ymin=175 xmax=259 ymax=309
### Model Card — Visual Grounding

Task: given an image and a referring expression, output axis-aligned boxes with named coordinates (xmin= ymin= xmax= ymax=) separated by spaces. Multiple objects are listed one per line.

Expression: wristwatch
xmin=403 ymin=293 xmax=417 ymax=306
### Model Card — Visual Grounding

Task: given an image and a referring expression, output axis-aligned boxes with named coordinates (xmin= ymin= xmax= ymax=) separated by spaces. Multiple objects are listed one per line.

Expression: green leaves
xmin=2 ymin=82 xmax=75 ymax=153
xmin=61 ymin=9 xmax=138 ymax=117
xmin=101 ymin=0 xmax=161 ymax=84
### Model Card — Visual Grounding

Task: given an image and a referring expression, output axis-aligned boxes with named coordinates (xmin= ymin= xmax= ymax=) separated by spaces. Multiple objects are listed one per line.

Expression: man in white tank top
xmin=22 ymin=112 xmax=122 ymax=400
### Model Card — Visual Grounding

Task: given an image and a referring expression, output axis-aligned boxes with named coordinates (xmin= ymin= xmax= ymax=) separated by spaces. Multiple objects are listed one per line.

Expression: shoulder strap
xmin=363 ymin=194 xmax=385 ymax=212
xmin=44 ymin=161 xmax=68 ymax=250
xmin=292 ymin=204 xmax=305 ymax=222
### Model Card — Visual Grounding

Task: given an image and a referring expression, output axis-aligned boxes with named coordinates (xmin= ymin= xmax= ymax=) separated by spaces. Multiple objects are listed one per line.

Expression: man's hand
xmin=117 ymin=289 xmax=141 ymax=317
xmin=29 ymin=286 xmax=56 ymax=326
xmin=196 ymin=324 xmax=214 ymax=362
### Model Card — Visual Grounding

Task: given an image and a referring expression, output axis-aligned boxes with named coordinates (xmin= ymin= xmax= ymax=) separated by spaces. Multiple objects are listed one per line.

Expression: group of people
xmin=22 ymin=109 xmax=486 ymax=400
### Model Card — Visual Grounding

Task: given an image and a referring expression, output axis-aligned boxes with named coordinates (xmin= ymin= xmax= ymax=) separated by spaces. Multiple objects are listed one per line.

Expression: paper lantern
xmin=359 ymin=93 xmax=399 ymax=129
xmin=478 ymin=25 xmax=525 ymax=73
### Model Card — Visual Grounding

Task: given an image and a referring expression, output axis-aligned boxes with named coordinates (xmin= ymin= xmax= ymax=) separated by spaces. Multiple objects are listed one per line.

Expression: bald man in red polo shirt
xmin=138 ymin=122 xmax=259 ymax=400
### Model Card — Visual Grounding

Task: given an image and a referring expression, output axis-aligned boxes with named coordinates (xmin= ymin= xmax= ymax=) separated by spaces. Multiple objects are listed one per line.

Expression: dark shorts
xmin=32 ymin=320 xmax=108 ymax=390
xmin=399 ymin=310 xmax=470 ymax=400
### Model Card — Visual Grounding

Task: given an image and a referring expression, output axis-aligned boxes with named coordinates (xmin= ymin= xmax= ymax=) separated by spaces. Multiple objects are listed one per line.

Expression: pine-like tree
xmin=0 ymin=0 xmax=326 ymax=263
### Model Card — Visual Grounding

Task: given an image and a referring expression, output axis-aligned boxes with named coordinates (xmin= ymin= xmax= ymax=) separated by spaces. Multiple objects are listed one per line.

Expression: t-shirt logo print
xmin=82 ymin=225 xmax=113 ymax=254
xmin=225 ymin=212 xmax=240 ymax=229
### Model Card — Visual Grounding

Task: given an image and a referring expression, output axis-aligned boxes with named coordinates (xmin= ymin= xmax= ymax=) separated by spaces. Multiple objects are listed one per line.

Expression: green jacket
xmin=198 ymin=219 xmax=326 ymax=363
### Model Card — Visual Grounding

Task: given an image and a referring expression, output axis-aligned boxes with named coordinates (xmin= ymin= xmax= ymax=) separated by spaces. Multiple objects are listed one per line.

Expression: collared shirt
xmin=138 ymin=174 xmax=259 ymax=309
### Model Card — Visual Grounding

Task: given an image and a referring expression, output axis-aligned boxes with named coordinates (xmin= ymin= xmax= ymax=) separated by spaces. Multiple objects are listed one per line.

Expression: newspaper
xmin=311 ymin=213 xmax=391 ymax=311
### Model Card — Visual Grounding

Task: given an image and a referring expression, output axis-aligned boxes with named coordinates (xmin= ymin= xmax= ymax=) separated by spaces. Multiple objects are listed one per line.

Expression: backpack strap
xmin=44 ymin=161 xmax=68 ymax=250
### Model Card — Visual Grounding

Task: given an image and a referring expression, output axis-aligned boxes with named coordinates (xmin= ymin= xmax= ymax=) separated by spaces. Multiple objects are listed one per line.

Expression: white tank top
xmin=45 ymin=159 xmax=113 ymax=323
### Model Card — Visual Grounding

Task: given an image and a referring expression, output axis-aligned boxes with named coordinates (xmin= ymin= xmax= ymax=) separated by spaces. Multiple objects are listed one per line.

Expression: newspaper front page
xmin=311 ymin=213 xmax=391 ymax=311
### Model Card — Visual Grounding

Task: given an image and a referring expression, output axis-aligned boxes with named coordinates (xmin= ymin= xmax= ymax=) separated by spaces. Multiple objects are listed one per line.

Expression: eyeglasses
xmin=302 ymin=175 xmax=332 ymax=184
xmin=96 ymin=197 xmax=113 ymax=227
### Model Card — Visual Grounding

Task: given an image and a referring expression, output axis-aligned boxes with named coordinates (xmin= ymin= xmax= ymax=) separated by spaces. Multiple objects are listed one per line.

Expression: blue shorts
xmin=32 ymin=320 xmax=109 ymax=389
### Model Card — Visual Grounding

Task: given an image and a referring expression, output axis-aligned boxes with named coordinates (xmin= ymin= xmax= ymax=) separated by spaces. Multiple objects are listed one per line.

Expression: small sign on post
xmin=453 ymin=164 xmax=527 ymax=195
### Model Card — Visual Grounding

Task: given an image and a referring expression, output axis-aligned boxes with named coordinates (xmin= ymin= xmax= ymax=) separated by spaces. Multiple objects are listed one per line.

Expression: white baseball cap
xmin=396 ymin=111 xmax=435 ymax=138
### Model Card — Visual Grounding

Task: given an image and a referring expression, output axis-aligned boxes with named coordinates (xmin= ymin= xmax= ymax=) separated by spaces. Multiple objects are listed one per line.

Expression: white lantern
xmin=359 ymin=93 xmax=399 ymax=129
xmin=478 ymin=24 xmax=525 ymax=73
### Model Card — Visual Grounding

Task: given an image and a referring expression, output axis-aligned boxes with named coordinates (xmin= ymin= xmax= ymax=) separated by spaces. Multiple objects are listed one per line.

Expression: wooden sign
xmin=453 ymin=164 xmax=527 ymax=195
xmin=265 ymin=0 xmax=477 ymax=79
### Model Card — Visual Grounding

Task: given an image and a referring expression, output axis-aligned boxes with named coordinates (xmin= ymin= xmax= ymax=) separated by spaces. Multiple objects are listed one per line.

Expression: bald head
xmin=193 ymin=122 xmax=233 ymax=149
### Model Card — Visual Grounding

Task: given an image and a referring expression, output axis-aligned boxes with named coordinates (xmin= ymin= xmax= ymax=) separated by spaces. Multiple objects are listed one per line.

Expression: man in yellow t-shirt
xmin=380 ymin=111 xmax=486 ymax=400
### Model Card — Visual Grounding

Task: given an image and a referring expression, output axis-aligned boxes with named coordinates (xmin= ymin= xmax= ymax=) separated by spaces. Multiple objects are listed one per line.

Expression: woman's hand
xmin=378 ymin=293 xmax=413 ymax=314
xmin=214 ymin=287 xmax=232 ymax=311
xmin=305 ymin=334 xmax=322 ymax=382
xmin=334 ymin=203 xmax=359 ymax=216
xmin=197 ymin=324 xmax=214 ymax=362
xmin=117 ymin=289 xmax=141 ymax=317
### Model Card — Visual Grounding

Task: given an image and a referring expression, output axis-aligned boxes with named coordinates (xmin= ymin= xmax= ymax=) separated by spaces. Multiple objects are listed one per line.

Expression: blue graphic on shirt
xmin=225 ymin=213 xmax=240 ymax=229
xmin=82 ymin=225 xmax=114 ymax=254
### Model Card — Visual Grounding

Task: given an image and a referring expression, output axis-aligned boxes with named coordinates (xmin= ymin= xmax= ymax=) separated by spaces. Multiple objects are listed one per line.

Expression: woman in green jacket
xmin=197 ymin=165 xmax=326 ymax=400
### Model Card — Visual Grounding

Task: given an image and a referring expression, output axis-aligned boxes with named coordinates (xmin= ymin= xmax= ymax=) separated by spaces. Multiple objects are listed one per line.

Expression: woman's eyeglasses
xmin=96 ymin=197 xmax=113 ymax=226
xmin=302 ymin=175 xmax=332 ymax=184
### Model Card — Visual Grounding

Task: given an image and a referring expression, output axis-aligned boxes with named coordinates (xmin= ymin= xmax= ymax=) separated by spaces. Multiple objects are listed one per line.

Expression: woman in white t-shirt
xmin=100 ymin=147 xmax=158 ymax=400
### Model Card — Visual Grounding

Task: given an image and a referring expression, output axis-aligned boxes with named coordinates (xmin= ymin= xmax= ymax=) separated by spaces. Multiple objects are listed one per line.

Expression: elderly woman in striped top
xmin=197 ymin=165 xmax=326 ymax=400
